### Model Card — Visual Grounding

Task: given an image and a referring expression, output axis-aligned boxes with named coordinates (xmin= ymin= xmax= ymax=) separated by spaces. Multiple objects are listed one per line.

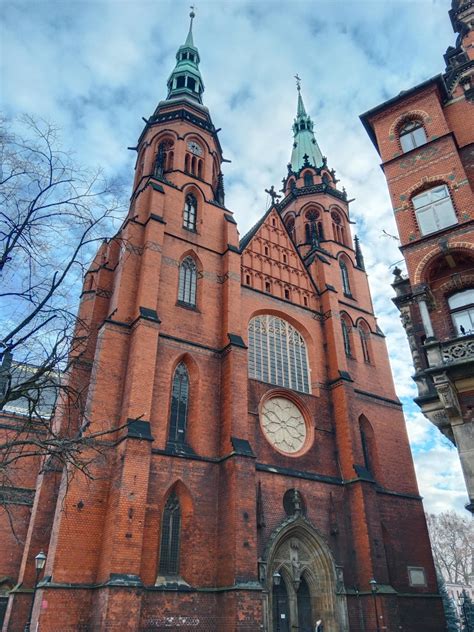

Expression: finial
xmin=294 ymin=74 xmax=301 ymax=92
xmin=190 ymin=5 xmax=196 ymax=20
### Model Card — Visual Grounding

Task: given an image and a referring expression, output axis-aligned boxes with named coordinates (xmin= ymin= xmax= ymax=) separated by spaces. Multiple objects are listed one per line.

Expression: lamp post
xmin=272 ymin=570 xmax=281 ymax=586
xmin=369 ymin=578 xmax=380 ymax=632
xmin=24 ymin=551 xmax=46 ymax=632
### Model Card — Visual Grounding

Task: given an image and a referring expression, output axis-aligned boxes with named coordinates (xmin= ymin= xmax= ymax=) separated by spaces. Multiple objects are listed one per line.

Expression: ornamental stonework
xmin=260 ymin=397 xmax=306 ymax=454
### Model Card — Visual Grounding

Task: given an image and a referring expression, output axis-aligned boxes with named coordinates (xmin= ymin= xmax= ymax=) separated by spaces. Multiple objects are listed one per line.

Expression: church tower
xmin=3 ymin=12 xmax=444 ymax=632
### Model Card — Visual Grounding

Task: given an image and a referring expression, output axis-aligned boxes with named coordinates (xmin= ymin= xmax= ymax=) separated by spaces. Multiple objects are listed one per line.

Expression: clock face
xmin=187 ymin=141 xmax=203 ymax=156
xmin=260 ymin=397 xmax=307 ymax=454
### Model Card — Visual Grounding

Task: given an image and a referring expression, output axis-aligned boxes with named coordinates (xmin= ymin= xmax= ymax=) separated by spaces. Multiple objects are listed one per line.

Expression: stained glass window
xmin=248 ymin=315 xmax=310 ymax=393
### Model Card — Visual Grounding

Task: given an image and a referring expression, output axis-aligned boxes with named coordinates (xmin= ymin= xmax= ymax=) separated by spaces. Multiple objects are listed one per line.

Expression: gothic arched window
xmin=358 ymin=323 xmax=371 ymax=363
xmin=183 ymin=194 xmax=197 ymax=231
xmin=178 ymin=256 xmax=197 ymax=306
xmin=303 ymin=172 xmax=313 ymax=187
xmin=248 ymin=315 xmax=310 ymax=393
xmin=339 ymin=259 xmax=352 ymax=296
xmin=285 ymin=217 xmax=295 ymax=241
xmin=341 ymin=318 xmax=352 ymax=357
xmin=168 ymin=362 xmax=189 ymax=444
xmin=158 ymin=492 xmax=181 ymax=576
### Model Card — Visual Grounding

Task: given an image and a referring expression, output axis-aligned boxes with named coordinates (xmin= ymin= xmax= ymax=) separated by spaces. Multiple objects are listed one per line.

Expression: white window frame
xmin=399 ymin=120 xmax=427 ymax=153
xmin=448 ymin=289 xmax=474 ymax=336
xmin=413 ymin=185 xmax=457 ymax=236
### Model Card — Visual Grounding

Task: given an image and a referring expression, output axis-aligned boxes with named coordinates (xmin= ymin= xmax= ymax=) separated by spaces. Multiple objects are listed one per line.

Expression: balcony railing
xmin=425 ymin=333 xmax=474 ymax=368
xmin=442 ymin=334 xmax=474 ymax=364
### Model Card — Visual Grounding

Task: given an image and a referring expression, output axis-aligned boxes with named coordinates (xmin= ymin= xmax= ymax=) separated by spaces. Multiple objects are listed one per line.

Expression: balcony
xmin=425 ymin=332 xmax=474 ymax=369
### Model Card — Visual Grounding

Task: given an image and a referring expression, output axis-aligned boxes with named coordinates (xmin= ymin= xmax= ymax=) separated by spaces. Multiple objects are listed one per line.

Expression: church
xmin=3 ymin=11 xmax=444 ymax=632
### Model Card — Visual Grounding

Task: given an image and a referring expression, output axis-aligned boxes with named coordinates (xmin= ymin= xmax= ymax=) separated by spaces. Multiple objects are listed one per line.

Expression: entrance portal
xmin=263 ymin=517 xmax=348 ymax=632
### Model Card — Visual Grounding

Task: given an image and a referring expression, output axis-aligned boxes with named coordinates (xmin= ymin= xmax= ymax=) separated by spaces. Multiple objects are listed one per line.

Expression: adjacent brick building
xmin=2 ymin=11 xmax=445 ymax=632
xmin=361 ymin=0 xmax=474 ymax=514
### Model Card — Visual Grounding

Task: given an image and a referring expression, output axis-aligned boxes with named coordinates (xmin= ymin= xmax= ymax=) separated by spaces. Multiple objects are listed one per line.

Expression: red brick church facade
xmin=3 ymin=13 xmax=444 ymax=632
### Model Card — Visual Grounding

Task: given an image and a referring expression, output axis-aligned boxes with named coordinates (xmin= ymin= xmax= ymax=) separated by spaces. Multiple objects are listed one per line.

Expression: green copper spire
xmin=167 ymin=8 xmax=204 ymax=103
xmin=290 ymin=76 xmax=324 ymax=172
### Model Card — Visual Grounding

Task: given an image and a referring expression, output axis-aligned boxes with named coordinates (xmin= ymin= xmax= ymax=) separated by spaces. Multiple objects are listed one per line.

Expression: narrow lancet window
xmin=183 ymin=194 xmax=197 ymax=231
xmin=158 ymin=492 xmax=181 ymax=576
xmin=340 ymin=259 xmax=351 ymax=296
xmin=168 ymin=362 xmax=189 ymax=444
xmin=178 ymin=257 xmax=197 ymax=306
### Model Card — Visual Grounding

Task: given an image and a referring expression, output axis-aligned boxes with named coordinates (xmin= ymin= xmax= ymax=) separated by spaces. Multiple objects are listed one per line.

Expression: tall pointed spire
xmin=166 ymin=8 xmax=204 ymax=104
xmin=290 ymin=77 xmax=324 ymax=172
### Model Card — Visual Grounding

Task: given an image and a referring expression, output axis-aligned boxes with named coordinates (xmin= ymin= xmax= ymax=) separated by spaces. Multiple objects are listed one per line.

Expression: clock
xmin=187 ymin=141 xmax=203 ymax=156
xmin=260 ymin=397 xmax=307 ymax=454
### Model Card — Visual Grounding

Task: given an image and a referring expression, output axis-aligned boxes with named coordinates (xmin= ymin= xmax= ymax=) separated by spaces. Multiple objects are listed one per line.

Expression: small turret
xmin=166 ymin=9 xmax=205 ymax=103
xmin=290 ymin=76 xmax=324 ymax=172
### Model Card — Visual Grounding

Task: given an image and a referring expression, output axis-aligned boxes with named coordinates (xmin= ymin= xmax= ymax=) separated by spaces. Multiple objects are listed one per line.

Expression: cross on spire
xmin=294 ymin=74 xmax=301 ymax=91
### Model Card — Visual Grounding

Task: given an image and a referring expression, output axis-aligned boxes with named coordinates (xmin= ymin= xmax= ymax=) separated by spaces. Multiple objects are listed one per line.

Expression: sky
xmin=1 ymin=0 xmax=468 ymax=515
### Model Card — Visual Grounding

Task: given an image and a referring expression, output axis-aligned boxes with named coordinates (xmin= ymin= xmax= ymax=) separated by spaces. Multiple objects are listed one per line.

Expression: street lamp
xmin=369 ymin=578 xmax=380 ymax=632
xmin=24 ymin=551 xmax=47 ymax=632
xmin=272 ymin=570 xmax=281 ymax=586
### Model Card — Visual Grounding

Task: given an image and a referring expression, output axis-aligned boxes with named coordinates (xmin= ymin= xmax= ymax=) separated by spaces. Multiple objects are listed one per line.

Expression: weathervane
xmin=294 ymin=74 xmax=301 ymax=91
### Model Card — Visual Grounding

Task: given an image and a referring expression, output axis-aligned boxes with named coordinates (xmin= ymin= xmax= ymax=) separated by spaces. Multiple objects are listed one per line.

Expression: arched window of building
xmin=154 ymin=139 xmax=174 ymax=177
xmin=284 ymin=288 xmax=290 ymax=300
xmin=303 ymin=172 xmax=313 ymax=187
xmin=288 ymin=178 xmax=296 ymax=191
xmin=359 ymin=416 xmax=379 ymax=480
xmin=286 ymin=216 xmax=295 ymax=241
xmin=178 ymin=256 xmax=197 ymax=306
xmin=412 ymin=185 xmax=457 ymax=236
xmin=305 ymin=223 xmax=311 ymax=243
xmin=448 ymin=289 xmax=474 ymax=336
xmin=317 ymin=221 xmax=324 ymax=240
xmin=265 ymin=280 xmax=271 ymax=293
xmin=248 ymin=315 xmax=310 ymax=393
xmin=184 ymin=153 xmax=190 ymax=174
xmin=358 ymin=322 xmax=371 ymax=363
xmin=183 ymin=194 xmax=197 ymax=231
xmin=158 ymin=492 xmax=181 ymax=576
xmin=339 ymin=258 xmax=352 ymax=296
xmin=245 ymin=274 xmax=251 ymax=285
xmin=168 ymin=362 xmax=189 ymax=445
xmin=341 ymin=317 xmax=352 ymax=357
xmin=399 ymin=120 xmax=427 ymax=153
xmin=197 ymin=159 xmax=203 ymax=179
xmin=331 ymin=210 xmax=346 ymax=244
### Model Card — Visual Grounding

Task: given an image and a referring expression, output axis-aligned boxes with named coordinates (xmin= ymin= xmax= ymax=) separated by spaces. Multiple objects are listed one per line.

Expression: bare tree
xmin=426 ymin=511 xmax=474 ymax=585
xmin=0 ymin=114 xmax=126 ymax=494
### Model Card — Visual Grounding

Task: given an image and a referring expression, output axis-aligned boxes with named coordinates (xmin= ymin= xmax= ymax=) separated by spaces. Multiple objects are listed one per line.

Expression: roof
xmin=360 ymin=74 xmax=446 ymax=152
xmin=239 ymin=207 xmax=274 ymax=251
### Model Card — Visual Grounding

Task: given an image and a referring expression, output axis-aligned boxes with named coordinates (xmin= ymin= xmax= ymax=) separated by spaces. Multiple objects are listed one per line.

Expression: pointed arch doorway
xmin=264 ymin=517 xmax=348 ymax=632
